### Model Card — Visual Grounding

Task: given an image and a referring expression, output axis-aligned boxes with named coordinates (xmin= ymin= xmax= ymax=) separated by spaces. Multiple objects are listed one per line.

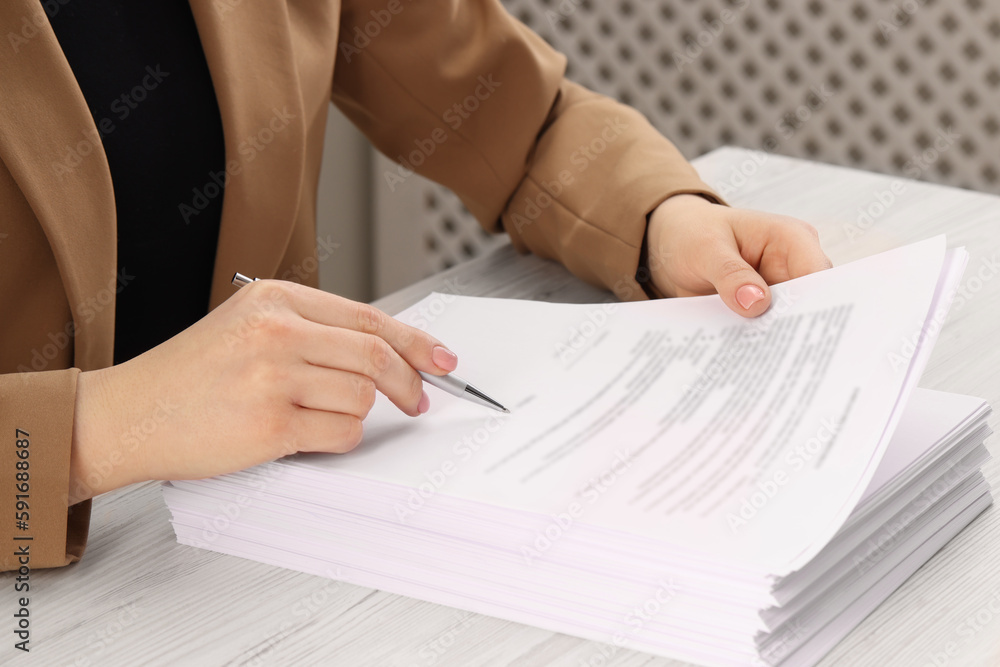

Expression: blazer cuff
xmin=1 ymin=368 xmax=91 ymax=571
xmin=500 ymin=80 xmax=726 ymax=302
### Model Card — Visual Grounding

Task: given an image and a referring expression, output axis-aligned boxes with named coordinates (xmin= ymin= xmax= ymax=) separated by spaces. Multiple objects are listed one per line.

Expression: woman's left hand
xmin=646 ymin=194 xmax=833 ymax=317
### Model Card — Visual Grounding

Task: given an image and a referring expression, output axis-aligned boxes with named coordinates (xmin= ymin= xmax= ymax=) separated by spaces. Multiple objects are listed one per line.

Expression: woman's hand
xmin=68 ymin=280 xmax=457 ymax=503
xmin=647 ymin=194 xmax=833 ymax=317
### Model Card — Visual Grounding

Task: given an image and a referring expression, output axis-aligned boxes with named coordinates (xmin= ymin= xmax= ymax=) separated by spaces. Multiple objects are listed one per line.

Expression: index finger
xmin=734 ymin=212 xmax=833 ymax=284
xmin=270 ymin=281 xmax=458 ymax=375
xmin=784 ymin=222 xmax=834 ymax=280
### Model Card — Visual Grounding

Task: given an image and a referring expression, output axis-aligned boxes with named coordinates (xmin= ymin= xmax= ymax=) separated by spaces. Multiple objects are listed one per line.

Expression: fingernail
xmin=736 ymin=284 xmax=766 ymax=310
xmin=432 ymin=346 xmax=458 ymax=372
xmin=417 ymin=390 xmax=430 ymax=415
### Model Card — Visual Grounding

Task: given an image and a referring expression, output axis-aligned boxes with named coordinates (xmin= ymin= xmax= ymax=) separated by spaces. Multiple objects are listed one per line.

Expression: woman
xmin=0 ymin=0 xmax=830 ymax=571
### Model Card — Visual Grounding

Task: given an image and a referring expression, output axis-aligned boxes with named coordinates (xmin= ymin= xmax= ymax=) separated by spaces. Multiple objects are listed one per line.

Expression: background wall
xmin=318 ymin=0 xmax=1000 ymax=300
xmin=315 ymin=107 xmax=372 ymax=302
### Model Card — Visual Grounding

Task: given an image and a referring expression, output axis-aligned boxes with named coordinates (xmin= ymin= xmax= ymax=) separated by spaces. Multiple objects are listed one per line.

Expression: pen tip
xmin=502 ymin=408 xmax=511 ymax=414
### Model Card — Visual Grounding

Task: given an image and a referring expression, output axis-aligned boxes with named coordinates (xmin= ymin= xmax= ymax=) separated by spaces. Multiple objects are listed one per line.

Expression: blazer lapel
xmin=188 ymin=1 xmax=306 ymax=308
xmin=0 ymin=1 xmax=118 ymax=371
xmin=0 ymin=1 xmax=307 ymax=368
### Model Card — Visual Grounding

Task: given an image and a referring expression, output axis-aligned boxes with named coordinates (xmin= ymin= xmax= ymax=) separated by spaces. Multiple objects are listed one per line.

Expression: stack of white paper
xmin=164 ymin=236 xmax=992 ymax=666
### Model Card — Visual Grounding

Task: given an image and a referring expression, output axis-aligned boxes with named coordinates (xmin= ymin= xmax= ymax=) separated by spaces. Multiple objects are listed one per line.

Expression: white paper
xmin=289 ymin=236 xmax=965 ymax=574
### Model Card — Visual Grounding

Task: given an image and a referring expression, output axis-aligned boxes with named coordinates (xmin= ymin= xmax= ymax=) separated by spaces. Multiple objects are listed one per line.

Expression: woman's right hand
xmin=68 ymin=280 xmax=458 ymax=504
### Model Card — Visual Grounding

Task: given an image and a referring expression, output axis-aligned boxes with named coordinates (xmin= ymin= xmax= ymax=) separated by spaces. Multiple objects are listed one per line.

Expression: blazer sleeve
xmin=332 ymin=0 xmax=723 ymax=301
xmin=1 ymin=369 xmax=90 ymax=571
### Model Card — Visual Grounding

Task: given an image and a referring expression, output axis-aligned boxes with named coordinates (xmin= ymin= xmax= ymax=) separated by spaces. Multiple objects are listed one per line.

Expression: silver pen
xmin=416 ymin=371 xmax=509 ymax=413
xmin=232 ymin=272 xmax=510 ymax=414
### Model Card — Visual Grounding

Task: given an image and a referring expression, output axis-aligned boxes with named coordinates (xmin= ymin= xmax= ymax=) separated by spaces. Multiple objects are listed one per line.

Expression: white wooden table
xmin=13 ymin=148 xmax=1000 ymax=667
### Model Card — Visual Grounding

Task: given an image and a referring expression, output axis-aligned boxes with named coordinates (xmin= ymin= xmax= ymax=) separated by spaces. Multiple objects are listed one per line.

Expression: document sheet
xmin=290 ymin=236 xmax=966 ymax=575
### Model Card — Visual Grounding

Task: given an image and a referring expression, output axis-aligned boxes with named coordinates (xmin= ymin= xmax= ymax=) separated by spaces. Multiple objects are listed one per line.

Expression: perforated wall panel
xmin=373 ymin=0 xmax=1000 ymax=292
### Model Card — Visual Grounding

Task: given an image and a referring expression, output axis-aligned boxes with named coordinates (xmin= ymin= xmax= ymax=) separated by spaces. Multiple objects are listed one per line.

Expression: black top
xmin=46 ymin=1 xmax=226 ymax=364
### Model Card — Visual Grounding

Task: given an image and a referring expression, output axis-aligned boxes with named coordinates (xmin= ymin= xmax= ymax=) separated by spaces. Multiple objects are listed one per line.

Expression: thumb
xmin=706 ymin=251 xmax=771 ymax=318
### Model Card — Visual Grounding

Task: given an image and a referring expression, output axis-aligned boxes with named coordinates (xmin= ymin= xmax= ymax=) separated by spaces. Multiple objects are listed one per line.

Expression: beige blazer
xmin=0 ymin=0 xmax=719 ymax=570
